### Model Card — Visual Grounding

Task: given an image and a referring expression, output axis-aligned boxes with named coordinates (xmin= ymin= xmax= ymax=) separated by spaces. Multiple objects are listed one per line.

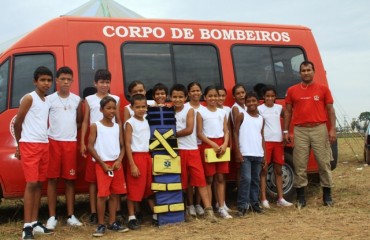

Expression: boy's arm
xmin=176 ymin=108 xmax=194 ymax=137
xmin=87 ymin=123 xmax=110 ymax=172
xmin=76 ymin=99 xmax=83 ymax=129
xmin=283 ymin=103 xmax=292 ymax=144
xmin=124 ymin=122 xmax=140 ymax=177
xmin=115 ymin=100 xmax=122 ymax=125
xmin=261 ymin=119 xmax=267 ymax=167
xmin=233 ymin=113 xmax=244 ymax=163
xmin=80 ymin=100 xmax=90 ymax=157
xmin=220 ymin=115 xmax=229 ymax=153
xmin=196 ymin=112 xmax=219 ymax=151
xmin=123 ymin=105 xmax=131 ymax=123
xmin=14 ymin=95 xmax=33 ymax=160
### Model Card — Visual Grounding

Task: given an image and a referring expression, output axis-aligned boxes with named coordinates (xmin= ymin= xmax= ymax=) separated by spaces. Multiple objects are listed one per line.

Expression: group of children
xmin=15 ymin=66 xmax=292 ymax=239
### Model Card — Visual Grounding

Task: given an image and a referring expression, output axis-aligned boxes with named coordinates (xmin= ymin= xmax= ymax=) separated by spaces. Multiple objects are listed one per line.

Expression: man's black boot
xmin=323 ymin=187 xmax=334 ymax=206
xmin=296 ymin=187 xmax=306 ymax=209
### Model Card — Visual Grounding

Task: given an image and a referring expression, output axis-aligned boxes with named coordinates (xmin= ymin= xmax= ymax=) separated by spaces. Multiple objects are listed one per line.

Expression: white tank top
xmin=94 ymin=121 xmax=120 ymax=161
xmin=175 ymin=104 xmax=197 ymax=150
xmin=19 ymin=91 xmax=50 ymax=143
xmin=258 ymin=104 xmax=283 ymax=142
xmin=47 ymin=92 xmax=80 ymax=141
xmin=238 ymin=112 xmax=264 ymax=157
xmin=231 ymin=102 xmax=246 ymax=124
xmin=185 ymin=102 xmax=205 ymax=145
xmin=86 ymin=94 xmax=119 ymax=123
xmin=125 ymin=117 xmax=150 ymax=152
xmin=219 ymin=106 xmax=231 ymax=121
xmin=198 ymin=107 xmax=226 ymax=138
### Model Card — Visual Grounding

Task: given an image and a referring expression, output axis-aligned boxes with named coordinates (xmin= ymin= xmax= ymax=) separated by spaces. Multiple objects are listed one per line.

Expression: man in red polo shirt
xmin=283 ymin=60 xmax=336 ymax=208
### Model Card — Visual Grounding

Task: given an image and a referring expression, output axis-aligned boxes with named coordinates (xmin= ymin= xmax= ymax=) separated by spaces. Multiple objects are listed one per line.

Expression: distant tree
xmin=358 ymin=111 xmax=370 ymax=131
xmin=351 ymin=119 xmax=360 ymax=131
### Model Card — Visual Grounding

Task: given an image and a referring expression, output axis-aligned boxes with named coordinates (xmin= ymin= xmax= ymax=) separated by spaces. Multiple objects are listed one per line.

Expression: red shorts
xmin=265 ymin=141 xmax=285 ymax=165
xmin=126 ymin=152 xmax=153 ymax=201
xmin=48 ymin=139 xmax=77 ymax=180
xmin=19 ymin=142 xmax=49 ymax=182
xmin=179 ymin=149 xmax=206 ymax=189
xmin=96 ymin=161 xmax=127 ymax=197
xmin=85 ymin=154 xmax=97 ymax=183
xmin=200 ymin=138 xmax=229 ymax=177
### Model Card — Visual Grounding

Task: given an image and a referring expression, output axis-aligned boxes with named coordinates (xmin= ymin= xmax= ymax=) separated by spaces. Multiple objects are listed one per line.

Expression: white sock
xmin=31 ymin=220 xmax=37 ymax=226
xmin=152 ymin=214 xmax=157 ymax=220
xmin=128 ymin=215 xmax=136 ymax=221
xmin=23 ymin=223 xmax=32 ymax=228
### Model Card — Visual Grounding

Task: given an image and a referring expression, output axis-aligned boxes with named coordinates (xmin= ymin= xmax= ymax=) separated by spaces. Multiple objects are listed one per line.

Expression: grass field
xmin=1 ymin=137 xmax=369 ymax=240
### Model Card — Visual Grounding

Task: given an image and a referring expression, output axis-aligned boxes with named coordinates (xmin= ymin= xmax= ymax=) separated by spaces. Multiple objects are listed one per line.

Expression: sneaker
xmin=187 ymin=205 xmax=196 ymax=217
xmin=32 ymin=221 xmax=53 ymax=235
xmin=277 ymin=198 xmax=293 ymax=207
xmin=128 ymin=219 xmax=140 ymax=230
xmin=297 ymin=199 xmax=307 ymax=209
xmin=152 ymin=218 xmax=159 ymax=227
xmin=22 ymin=226 xmax=34 ymax=240
xmin=67 ymin=215 xmax=83 ymax=226
xmin=46 ymin=216 xmax=58 ymax=230
xmin=261 ymin=200 xmax=270 ymax=209
xmin=195 ymin=204 xmax=204 ymax=216
xmin=216 ymin=202 xmax=231 ymax=212
xmin=89 ymin=213 xmax=98 ymax=224
xmin=250 ymin=204 xmax=263 ymax=214
xmin=204 ymin=207 xmax=218 ymax=223
xmin=92 ymin=224 xmax=106 ymax=237
xmin=236 ymin=208 xmax=247 ymax=217
xmin=218 ymin=208 xmax=233 ymax=219
xmin=108 ymin=221 xmax=129 ymax=233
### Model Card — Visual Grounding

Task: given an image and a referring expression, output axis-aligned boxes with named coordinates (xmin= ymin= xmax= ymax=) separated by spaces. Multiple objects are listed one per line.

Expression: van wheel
xmin=266 ymin=153 xmax=295 ymax=201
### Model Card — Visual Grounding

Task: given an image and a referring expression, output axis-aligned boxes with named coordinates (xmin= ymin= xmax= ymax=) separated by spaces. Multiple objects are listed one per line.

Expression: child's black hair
xmin=170 ymin=84 xmax=187 ymax=96
xmin=216 ymin=86 xmax=227 ymax=94
xmin=130 ymin=94 xmax=147 ymax=106
xmin=232 ymin=84 xmax=246 ymax=96
xmin=187 ymin=81 xmax=202 ymax=92
xmin=245 ymin=91 xmax=259 ymax=100
xmin=94 ymin=69 xmax=111 ymax=82
xmin=152 ymin=83 xmax=168 ymax=96
xmin=128 ymin=80 xmax=145 ymax=94
xmin=262 ymin=85 xmax=277 ymax=96
xmin=100 ymin=95 xmax=116 ymax=109
xmin=33 ymin=66 xmax=53 ymax=81
xmin=56 ymin=66 xmax=73 ymax=78
xmin=203 ymin=85 xmax=218 ymax=96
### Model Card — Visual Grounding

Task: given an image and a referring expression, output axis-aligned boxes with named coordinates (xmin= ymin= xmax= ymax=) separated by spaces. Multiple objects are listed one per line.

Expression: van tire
xmin=266 ymin=152 xmax=295 ymax=201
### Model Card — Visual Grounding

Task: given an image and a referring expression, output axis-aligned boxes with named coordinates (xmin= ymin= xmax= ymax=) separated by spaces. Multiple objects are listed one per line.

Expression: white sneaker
xmin=46 ymin=216 xmax=57 ymax=230
xmin=218 ymin=208 xmax=232 ymax=219
xmin=195 ymin=204 xmax=204 ymax=216
xmin=216 ymin=202 xmax=231 ymax=212
xmin=261 ymin=200 xmax=270 ymax=209
xmin=33 ymin=221 xmax=53 ymax=234
xmin=187 ymin=205 xmax=196 ymax=216
xmin=67 ymin=215 xmax=83 ymax=226
xmin=277 ymin=198 xmax=293 ymax=207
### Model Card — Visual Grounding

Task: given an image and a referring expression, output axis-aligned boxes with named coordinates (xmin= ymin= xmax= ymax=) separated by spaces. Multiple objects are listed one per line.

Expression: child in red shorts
xmin=258 ymin=85 xmax=293 ymax=208
xmin=88 ymin=96 xmax=128 ymax=237
xmin=170 ymin=84 xmax=217 ymax=223
xmin=124 ymin=94 xmax=155 ymax=230
xmin=196 ymin=86 xmax=231 ymax=219
xmin=46 ymin=66 xmax=83 ymax=230
xmin=14 ymin=66 xmax=54 ymax=239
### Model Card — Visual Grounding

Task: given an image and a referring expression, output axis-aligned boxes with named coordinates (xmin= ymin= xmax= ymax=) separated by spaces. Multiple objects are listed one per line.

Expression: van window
xmin=232 ymin=46 xmax=304 ymax=98
xmin=0 ymin=59 xmax=10 ymax=113
xmin=122 ymin=43 xmax=221 ymax=99
xmin=11 ymin=54 xmax=55 ymax=108
xmin=78 ymin=42 xmax=107 ymax=98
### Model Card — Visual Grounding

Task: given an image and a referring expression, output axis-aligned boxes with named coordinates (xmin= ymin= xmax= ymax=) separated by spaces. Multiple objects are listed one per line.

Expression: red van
xmin=0 ymin=16 xmax=337 ymax=199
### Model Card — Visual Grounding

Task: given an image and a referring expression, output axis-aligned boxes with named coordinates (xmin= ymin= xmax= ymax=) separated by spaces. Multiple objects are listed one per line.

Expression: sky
xmin=0 ymin=0 xmax=369 ymax=125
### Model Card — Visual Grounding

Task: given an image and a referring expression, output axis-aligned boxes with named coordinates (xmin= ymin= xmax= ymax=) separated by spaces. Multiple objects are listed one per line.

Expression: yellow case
xmin=153 ymin=155 xmax=181 ymax=175
xmin=204 ymin=147 xmax=231 ymax=163
xmin=169 ymin=203 xmax=185 ymax=212
xmin=153 ymin=205 xmax=169 ymax=214
xmin=151 ymin=182 xmax=182 ymax=191
xmin=153 ymin=203 xmax=185 ymax=213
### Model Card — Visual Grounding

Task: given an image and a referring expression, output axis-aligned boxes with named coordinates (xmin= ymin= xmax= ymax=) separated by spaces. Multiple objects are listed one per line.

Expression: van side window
xmin=232 ymin=46 xmax=304 ymax=98
xmin=78 ymin=42 xmax=107 ymax=97
xmin=0 ymin=59 xmax=10 ymax=113
xmin=122 ymin=43 xmax=221 ymax=99
xmin=11 ymin=54 xmax=55 ymax=108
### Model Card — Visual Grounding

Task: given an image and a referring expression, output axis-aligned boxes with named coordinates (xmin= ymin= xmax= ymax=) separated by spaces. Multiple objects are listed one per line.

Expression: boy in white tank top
xmin=80 ymin=69 xmax=121 ymax=223
xmin=170 ymin=84 xmax=217 ymax=223
xmin=14 ymin=66 xmax=54 ymax=239
xmin=46 ymin=67 xmax=83 ymax=230
xmin=88 ymin=96 xmax=128 ymax=237
xmin=233 ymin=91 xmax=265 ymax=216
xmin=124 ymin=94 xmax=155 ymax=230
